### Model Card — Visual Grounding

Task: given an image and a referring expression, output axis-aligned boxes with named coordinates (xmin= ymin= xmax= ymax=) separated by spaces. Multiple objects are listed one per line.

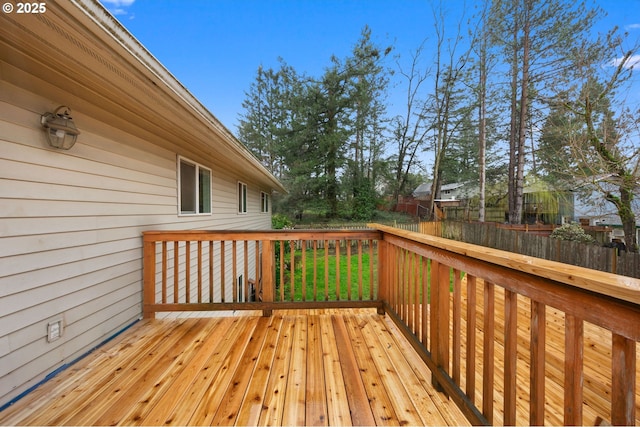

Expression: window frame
xmin=238 ymin=181 xmax=248 ymax=214
xmin=177 ymin=156 xmax=212 ymax=216
xmin=260 ymin=191 xmax=270 ymax=213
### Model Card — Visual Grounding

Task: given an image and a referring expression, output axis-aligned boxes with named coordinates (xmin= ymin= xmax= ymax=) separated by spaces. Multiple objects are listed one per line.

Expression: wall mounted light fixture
xmin=41 ymin=105 xmax=80 ymax=150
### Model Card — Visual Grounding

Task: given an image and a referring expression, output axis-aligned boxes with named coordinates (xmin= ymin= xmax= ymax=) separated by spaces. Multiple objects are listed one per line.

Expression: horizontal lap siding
xmin=0 ymin=85 xmax=271 ymax=406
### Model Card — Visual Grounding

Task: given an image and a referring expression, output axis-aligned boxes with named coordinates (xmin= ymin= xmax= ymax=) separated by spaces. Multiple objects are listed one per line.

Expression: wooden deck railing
xmin=142 ymin=229 xmax=383 ymax=317
xmin=374 ymin=223 xmax=639 ymax=426
xmin=142 ymin=225 xmax=640 ymax=426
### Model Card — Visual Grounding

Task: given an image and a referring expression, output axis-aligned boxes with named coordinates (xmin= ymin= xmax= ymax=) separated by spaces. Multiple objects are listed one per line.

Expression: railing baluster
xmin=483 ymin=281 xmax=495 ymax=424
xmin=209 ymin=241 xmax=214 ymax=302
xmin=197 ymin=241 xmax=202 ymax=303
xmin=430 ymin=259 xmax=439 ymax=370
xmin=504 ymin=289 xmax=518 ymax=425
xmin=173 ymin=241 xmax=179 ymax=303
xmin=161 ymin=241 xmax=167 ymax=304
xmin=254 ymin=240 xmax=259 ymax=301
xmin=401 ymin=248 xmax=407 ymax=322
xmin=279 ymin=240 xmax=285 ymax=302
xmin=220 ymin=241 xmax=225 ymax=303
xmin=289 ymin=240 xmax=295 ymax=301
xmin=324 ymin=240 xmax=329 ymax=301
xmin=301 ymin=241 xmax=307 ymax=301
xmin=347 ymin=240 xmax=352 ymax=301
xmin=358 ymin=240 xmax=363 ymax=301
xmin=452 ymin=269 xmax=462 ymax=386
xmin=185 ymin=241 xmax=190 ymax=304
xmin=406 ymin=249 xmax=412 ymax=323
xmin=466 ymin=274 xmax=477 ymax=405
xmin=391 ymin=245 xmax=398 ymax=314
xmin=243 ymin=241 xmax=249 ymax=302
xmin=564 ymin=314 xmax=583 ymax=426
xmin=530 ymin=300 xmax=546 ymax=425
xmin=369 ymin=239 xmax=374 ymax=301
xmin=408 ymin=251 xmax=415 ymax=333
xmin=421 ymin=257 xmax=429 ymax=347
xmin=335 ymin=241 xmax=341 ymax=301
xmin=313 ymin=240 xmax=318 ymax=301
xmin=439 ymin=263 xmax=451 ymax=382
xmin=232 ymin=240 xmax=237 ymax=303
xmin=413 ymin=252 xmax=420 ymax=336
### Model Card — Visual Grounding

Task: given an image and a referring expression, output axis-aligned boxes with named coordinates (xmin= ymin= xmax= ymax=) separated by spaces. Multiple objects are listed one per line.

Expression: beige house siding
xmin=0 ymin=76 xmax=274 ymax=406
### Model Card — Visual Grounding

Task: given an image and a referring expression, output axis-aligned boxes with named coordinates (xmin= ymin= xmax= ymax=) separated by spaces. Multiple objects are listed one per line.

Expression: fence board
xmin=437 ymin=221 xmax=640 ymax=278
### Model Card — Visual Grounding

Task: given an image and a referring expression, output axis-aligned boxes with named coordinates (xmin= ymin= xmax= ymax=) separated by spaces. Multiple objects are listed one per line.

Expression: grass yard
xmin=276 ymin=244 xmax=377 ymax=302
xmin=273 ymin=242 xmax=458 ymax=303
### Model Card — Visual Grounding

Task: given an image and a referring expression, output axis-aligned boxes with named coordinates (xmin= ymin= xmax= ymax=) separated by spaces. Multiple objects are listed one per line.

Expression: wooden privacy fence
xmin=296 ymin=221 xmax=421 ymax=232
xmin=438 ymin=221 xmax=640 ymax=278
xmin=142 ymin=225 xmax=640 ymax=425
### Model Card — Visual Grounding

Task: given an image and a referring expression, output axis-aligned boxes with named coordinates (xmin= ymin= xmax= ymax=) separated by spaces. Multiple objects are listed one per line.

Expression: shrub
xmin=549 ymin=222 xmax=596 ymax=244
xmin=272 ymin=213 xmax=293 ymax=230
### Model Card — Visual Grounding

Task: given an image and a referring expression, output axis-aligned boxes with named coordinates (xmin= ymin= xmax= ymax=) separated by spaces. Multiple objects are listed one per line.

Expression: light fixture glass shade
xmin=41 ymin=106 xmax=80 ymax=150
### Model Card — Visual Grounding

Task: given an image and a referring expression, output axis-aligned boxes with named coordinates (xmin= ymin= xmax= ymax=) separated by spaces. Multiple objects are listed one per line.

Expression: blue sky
xmin=100 ymin=0 xmax=639 ymax=136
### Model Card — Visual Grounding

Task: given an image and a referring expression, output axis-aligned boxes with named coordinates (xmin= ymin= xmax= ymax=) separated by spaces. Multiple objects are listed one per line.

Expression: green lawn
xmin=276 ymin=246 xmax=377 ymax=301
xmin=273 ymin=244 xmax=458 ymax=302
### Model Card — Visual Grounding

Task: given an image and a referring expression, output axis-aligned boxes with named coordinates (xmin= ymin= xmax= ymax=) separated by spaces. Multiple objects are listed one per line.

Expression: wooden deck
xmin=0 ymin=309 xmax=468 ymax=426
xmin=2 ymin=296 xmax=638 ymax=426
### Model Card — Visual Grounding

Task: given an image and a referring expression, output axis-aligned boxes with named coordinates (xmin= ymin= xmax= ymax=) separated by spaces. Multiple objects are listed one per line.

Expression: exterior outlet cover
xmin=47 ymin=319 xmax=63 ymax=342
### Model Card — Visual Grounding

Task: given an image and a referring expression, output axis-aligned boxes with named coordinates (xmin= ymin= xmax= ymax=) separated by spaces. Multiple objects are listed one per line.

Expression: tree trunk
xmin=507 ymin=18 xmax=519 ymax=224
xmin=619 ymin=187 xmax=638 ymax=252
xmin=508 ymin=0 xmax=531 ymax=225
xmin=478 ymin=37 xmax=487 ymax=223
xmin=513 ymin=5 xmax=530 ymax=225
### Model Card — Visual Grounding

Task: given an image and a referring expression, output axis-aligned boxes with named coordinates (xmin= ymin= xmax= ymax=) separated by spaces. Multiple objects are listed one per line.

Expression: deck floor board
xmin=0 ymin=309 xmax=471 ymax=426
xmin=5 ymin=299 xmax=635 ymax=426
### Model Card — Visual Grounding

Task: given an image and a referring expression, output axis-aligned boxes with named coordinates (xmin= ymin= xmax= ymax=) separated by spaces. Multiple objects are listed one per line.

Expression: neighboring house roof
xmin=413 ymin=181 xmax=473 ymax=199
xmin=1 ymin=0 xmax=286 ymax=194
xmin=413 ymin=182 xmax=432 ymax=198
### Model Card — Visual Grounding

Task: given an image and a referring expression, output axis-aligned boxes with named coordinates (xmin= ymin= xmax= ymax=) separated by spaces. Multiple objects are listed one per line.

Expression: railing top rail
xmin=142 ymin=229 xmax=382 ymax=242
xmin=369 ymin=223 xmax=640 ymax=306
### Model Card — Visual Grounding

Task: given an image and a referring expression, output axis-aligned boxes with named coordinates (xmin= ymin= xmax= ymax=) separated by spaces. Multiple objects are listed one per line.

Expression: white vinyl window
xmin=261 ymin=191 xmax=270 ymax=213
xmin=178 ymin=156 xmax=211 ymax=215
xmin=238 ymin=181 xmax=247 ymax=214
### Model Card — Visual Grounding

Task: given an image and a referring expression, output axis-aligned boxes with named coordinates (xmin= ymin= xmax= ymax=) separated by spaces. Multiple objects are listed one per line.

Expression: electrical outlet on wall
xmin=47 ymin=319 xmax=63 ymax=342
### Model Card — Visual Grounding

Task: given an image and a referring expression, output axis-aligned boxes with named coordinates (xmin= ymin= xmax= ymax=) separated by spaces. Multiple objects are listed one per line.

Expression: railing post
xmin=611 ymin=333 xmax=636 ymax=425
xmin=261 ymin=239 xmax=274 ymax=317
xmin=430 ymin=260 xmax=450 ymax=393
xmin=377 ymin=240 xmax=388 ymax=315
xmin=142 ymin=236 xmax=156 ymax=319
